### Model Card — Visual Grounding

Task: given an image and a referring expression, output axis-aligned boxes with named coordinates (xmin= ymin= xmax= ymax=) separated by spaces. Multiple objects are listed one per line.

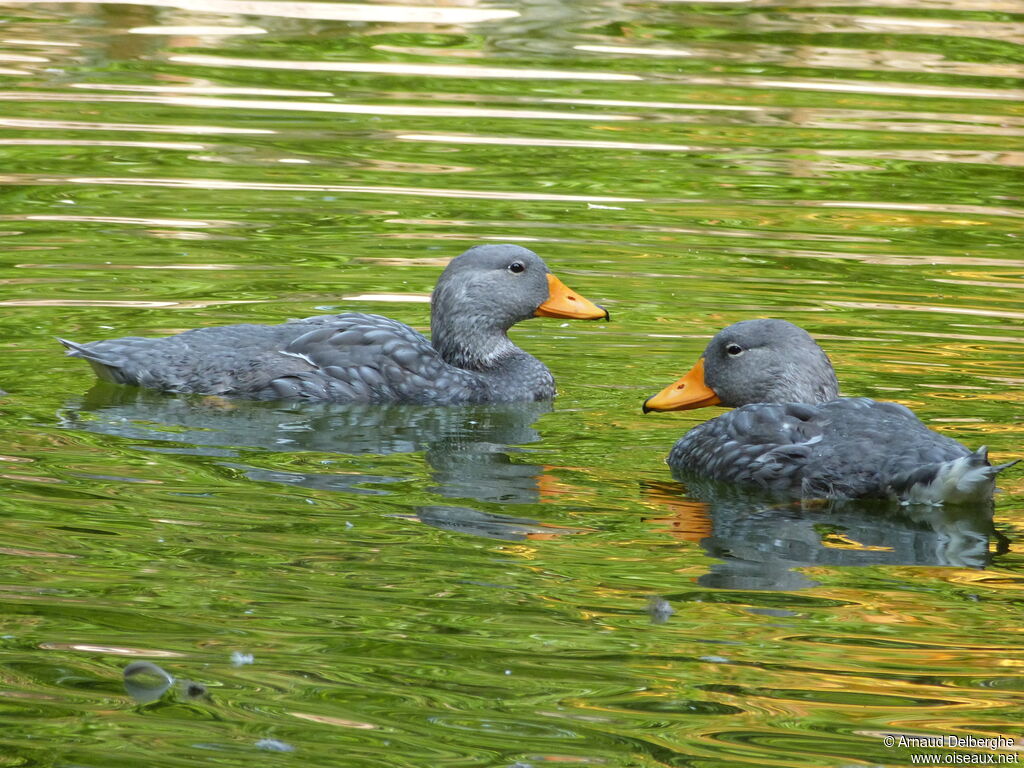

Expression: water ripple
xmin=0 ymin=174 xmax=643 ymax=203
xmin=396 ymin=132 xmax=707 ymax=152
xmin=0 ymin=139 xmax=204 ymax=150
xmin=172 ymin=53 xmax=643 ymax=82
xmin=0 ymin=116 xmax=273 ymax=135
xmin=9 ymin=214 xmax=230 ymax=228
xmin=648 ymin=75 xmax=1024 ymax=101
xmin=0 ymin=0 xmax=519 ymax=24
xmin=0 ymin=91 xmax=637 ymax=121
xmin=1 ymin=2 xmax=1023 ymax=767
xmin=825 ymin=301 xmax=1024 ymax=321
xmin=576 ymin=41 xmax=1024 ymax=79
xmin=129 ymin=25 xmax=267 ymax=36
xmin=71 ymin=83 xmax=334 ymax=97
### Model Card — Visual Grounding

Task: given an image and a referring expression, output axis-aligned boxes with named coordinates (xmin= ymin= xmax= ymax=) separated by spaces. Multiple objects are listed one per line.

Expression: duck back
xmin=668 ymin=397 xmax=1007 ymax=503
xmin=61 ymin=313 xmax=486 ymax=404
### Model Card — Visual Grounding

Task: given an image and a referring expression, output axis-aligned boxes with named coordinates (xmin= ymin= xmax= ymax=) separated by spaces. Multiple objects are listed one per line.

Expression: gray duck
xmin=61 ymin=244 xmax=608 ymax=404
xmin=643 ymin=319 xmax=1016 ymax=505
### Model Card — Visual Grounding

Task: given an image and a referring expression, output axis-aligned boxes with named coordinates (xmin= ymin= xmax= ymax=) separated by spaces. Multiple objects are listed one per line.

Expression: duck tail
xmin=57 ymin=338 xmax=128 ymax=384
xmin=893 ymin=447 xmax=1020 ymax=506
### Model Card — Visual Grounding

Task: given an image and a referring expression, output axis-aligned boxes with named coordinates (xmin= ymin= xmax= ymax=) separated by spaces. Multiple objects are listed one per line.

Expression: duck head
xmin=643 ymin=319 xmax=839 ymax=412
xmin=431 ymin=244 xmax=608 ymax=370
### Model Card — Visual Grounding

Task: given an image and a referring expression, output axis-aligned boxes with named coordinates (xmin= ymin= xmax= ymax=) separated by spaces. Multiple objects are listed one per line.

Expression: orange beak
xmin=534 ymin=273 xmax=609 ymax=321
xmin=643 ymin=357 xmax=722 ymax=413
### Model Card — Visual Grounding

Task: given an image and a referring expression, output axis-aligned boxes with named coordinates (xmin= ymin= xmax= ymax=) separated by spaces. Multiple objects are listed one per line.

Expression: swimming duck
xmin=643 ymin=319 xmax=1017 ymax=505
xmin=61 ymin=244 xmax=609 ymax=404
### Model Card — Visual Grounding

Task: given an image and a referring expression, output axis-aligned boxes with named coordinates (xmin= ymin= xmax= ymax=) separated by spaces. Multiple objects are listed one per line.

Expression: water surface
xmin=0 ymin=0 xmax=1022 ymax=766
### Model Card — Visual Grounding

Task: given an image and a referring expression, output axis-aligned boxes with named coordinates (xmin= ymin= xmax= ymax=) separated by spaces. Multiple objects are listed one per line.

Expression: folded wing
xmin=61 ymin=313 xmax=482 ymax=403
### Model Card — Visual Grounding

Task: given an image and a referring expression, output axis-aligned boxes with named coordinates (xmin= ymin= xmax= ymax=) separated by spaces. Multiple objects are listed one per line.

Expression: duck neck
xmin=430 ymin=313 xmax=554 ymax=401
xmin=432 ymin=318 xmax=523 ymax=373
xmin=429 ymin=283 xmax=555 ymax=401
xmin=428 ymin=284 xmax=523 ymax=369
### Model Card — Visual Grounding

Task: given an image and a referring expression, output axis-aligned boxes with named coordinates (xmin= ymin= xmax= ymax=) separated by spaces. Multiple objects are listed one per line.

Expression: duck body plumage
xmin=61 ymin=312 xmax=500 ymax=404
xmin=647 ymin=319 xmax=1017 ymax=505
xmin=668 ymin=397 xmax=1000 ymax=503
xmin=60 ymin=244 xmax=608 ymax=405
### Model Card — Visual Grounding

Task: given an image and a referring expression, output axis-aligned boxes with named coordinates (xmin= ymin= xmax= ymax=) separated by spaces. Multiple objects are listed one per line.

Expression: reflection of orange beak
xmin=641 ymin=481 xmax=713 ymax=543
xmin=537 ymin=470 xmax=570 ymax=503
xmin=534 ymin=273 xmax=609 ymax=321
xmin=643 ymin=357 xmax=722 ymax=413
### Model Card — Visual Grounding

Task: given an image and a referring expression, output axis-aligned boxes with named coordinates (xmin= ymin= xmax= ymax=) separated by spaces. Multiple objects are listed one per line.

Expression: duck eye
xmin=508 ymin=262 xmax=525 ymax=274
xmin=725 ymin=343 xmax=744 ymax=357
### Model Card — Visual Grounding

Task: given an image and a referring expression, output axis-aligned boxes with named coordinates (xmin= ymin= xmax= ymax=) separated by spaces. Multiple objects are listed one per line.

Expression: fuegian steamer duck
xmin=644 ymin=319 xmax=1017 ymax=505
xmin=61 ymin=244 xmax=609 ymax=404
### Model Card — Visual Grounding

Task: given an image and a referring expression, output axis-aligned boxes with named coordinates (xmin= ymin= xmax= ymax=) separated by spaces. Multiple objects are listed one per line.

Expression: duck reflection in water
xmin=644 ymin=476 xmax=1009 ymax=591
xmin=60 ymin=383 xmax=583 ymax=541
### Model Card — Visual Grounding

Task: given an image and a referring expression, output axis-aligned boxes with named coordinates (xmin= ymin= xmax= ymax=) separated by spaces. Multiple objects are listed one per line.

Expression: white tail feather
xmin=897 ymin=447 xmax=1018 ymax=506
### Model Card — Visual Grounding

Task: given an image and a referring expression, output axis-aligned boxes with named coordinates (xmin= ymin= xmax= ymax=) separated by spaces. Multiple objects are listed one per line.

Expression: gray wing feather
xmin=61 ymin=313 xmax=484 ymax=404
xmin=670 ymin=403 xmax=823 ymax=492
xmin=669 ymin=398 xmax=984 ymax=500
xmin=273 ymin=314 xmax=480 ymax=403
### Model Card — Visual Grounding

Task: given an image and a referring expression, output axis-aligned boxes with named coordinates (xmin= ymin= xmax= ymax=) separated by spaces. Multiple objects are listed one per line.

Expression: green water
xmin=1 ymin=1 xmax=1023 ymax=766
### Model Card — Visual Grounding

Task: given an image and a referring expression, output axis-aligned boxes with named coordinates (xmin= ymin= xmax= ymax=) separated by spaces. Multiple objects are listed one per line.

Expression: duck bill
xmin=643 ymin=358 xmax=722 ymax=413
xmin=534 ymin=273 xmax=609 ymax=320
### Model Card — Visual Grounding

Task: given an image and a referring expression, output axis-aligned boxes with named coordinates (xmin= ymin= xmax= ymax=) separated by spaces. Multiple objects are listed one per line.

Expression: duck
xmin=60 ymin=244 xmax=609 ymax=404
xmin=643 ymin=319 xmax=1017 ymax=505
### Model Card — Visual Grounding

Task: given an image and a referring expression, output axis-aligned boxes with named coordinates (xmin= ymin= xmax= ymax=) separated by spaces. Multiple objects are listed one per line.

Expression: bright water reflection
xmin=651 ymin=477 xmax=1006 ymax=591
xmin=0 ymin=0 xmax=1023 ymax=765
xmin=61 ymin=385 xmax=555 ymax=502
